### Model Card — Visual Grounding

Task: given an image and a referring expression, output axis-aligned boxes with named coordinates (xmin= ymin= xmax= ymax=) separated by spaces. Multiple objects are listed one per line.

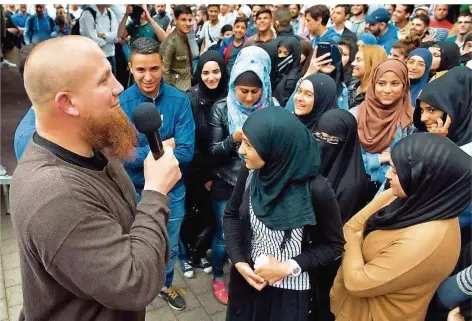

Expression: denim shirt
xmin=350 ymin=106 xmax=412 ymax=185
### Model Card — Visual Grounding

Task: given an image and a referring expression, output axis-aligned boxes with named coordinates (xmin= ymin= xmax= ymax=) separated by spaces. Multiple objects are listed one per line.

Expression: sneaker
xmin=180 ymin=260 xmax=194 ymax=279
xmin=1 ymin=59 xmax=17 ymax=68
xmin=199 ymin=258 xmax=212 ymax=274
xmin=212 ymin=280 xmax=228 ymax=305
xmin=159 ymin=286 xmax=186 ymax=311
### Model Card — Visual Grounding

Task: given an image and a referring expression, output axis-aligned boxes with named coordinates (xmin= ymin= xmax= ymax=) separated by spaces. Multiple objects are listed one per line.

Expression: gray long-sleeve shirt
xmin=10 ymin=141 xmax=170 ymax=321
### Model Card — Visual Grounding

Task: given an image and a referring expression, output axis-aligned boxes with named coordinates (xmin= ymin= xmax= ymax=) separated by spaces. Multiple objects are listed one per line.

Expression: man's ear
xmin=55 ymin=91 xmax=79 ymax=117
xmin=128 ymin=62 xmax=134 ymax=76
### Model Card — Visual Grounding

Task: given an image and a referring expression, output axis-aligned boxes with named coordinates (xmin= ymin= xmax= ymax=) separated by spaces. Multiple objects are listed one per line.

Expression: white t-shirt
xmin=219 ymin=12 xmax=236 ymax=27
xmin=201 ymin=20 xmax=224 ymax=52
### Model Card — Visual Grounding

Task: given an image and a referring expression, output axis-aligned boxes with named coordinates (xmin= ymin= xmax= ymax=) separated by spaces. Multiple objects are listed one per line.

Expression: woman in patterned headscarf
xmin=208 ymin=46 xmax=277 ymax=305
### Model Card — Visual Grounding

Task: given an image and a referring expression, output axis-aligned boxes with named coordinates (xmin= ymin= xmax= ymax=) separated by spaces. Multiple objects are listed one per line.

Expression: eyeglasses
xmin=407 ymin=59 xmax=426 ymax=68
xmin=313 ymin=132 xmax=342 ymax=145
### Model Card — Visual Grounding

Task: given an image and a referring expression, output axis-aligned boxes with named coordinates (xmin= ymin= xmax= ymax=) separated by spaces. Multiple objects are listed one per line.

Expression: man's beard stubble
xmin=81 ymin=108 xmax=138 ymax=162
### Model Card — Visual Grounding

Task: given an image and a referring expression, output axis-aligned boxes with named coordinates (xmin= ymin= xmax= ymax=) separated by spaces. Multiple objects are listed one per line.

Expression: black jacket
xmin=347 ymin=78 xmax=365 ymax=109
xmin=186 ymin=86 xmax=215 ymax=184
xmin=223 ymin=166 xmax=345 ymax=321
xmin=208 ymin=98 xmax=243 ymax=187
xmin=273 ymin=68 xmax=301 ymax=108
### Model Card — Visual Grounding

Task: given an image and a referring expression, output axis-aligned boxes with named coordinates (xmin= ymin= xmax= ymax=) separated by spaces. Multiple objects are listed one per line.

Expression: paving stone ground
xmin=0 ymin=210 xmax=229 ymax=321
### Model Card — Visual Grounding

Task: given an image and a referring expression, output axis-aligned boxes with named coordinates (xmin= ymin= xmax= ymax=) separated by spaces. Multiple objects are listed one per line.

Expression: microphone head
xmin=133 ymin=102 xmax=162 ymax=134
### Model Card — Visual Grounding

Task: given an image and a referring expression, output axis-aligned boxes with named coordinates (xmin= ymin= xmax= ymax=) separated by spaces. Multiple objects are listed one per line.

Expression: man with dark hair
xmin=289 ymin=4 xmax=302 ymax=35
xmin=24 ymin=4 xmax=55 ymax=45
xmin=159 ymin=5 xmax=194 ymax=92
xmin=220 ymin=17 xmax=248 ymax=73
xmin=305 ymin=5 xmax=341 ymax=47
xmin=200 ymin=4 xmax=224 ymax=52
xmin=246 ymin=4 xmax=262 ymax=37
xmin=244 ymin=7 xmax=276 ymax=46
xmin=350 ymin=4 xmax=368 ymax=37
xmin=120 ymin=37 xmax=195 ymax=311
xmin=393 ymin=5 xmax=414 ymax=39
xmin=447 ymin=11 xmax=472 ymax=47
xmin=153 ymin=4 xmax=171 ymax=31
xmin=195 ymin=7 xmax=208 ymax=48
xmin=11 ymin=35 xmax=179 ymax=321
xmin=411 ymin=14 xmax=435 ymax=42
xmin=332 ymin=5 xmax=357 ymax=40
xmin=430 ymin=5 xmax=453 ymax=41
xmin=365 ymin=7 xmax=398 ymax=53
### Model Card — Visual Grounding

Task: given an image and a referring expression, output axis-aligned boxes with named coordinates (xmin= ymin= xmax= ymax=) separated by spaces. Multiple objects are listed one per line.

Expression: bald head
xmin=24 ymin=36 xmax=105 ymax=108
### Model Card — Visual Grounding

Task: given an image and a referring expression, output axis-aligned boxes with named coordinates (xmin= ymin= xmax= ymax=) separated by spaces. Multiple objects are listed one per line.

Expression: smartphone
xmin=441 ymin=112 xmax=448 ymax=123
xmin=316 ymin=42 xmax=332 ymax=59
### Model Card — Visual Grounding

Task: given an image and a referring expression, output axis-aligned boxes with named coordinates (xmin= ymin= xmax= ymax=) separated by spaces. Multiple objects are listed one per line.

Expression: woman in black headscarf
xmin=414 ymin=66 xmax=472 ymax=147
xmin=428 ymin=41 xmax=461 ymax=81
xmin=331 ymin=133 xmax=472 ymax=321
xmin=314 ymin=109 xmax=369 ymax=223
xmin=183 ymin=50 xmax=229 ymax=273
xmin=290 ymin=73 xmax=337 ymax=131
xmin=272 ymin=37 xmax=302 ymax=107
xmin=223 ymin=106 xmax=344 ymax=321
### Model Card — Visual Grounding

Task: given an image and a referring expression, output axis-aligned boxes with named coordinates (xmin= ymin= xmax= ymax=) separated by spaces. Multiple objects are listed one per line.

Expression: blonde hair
xmin=358 ymin=45 xmax=388 ymax=94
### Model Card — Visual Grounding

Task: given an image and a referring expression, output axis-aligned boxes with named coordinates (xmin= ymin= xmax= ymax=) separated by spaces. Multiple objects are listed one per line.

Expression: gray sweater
xmin=10 ymin=141 xmax=171 ymax=321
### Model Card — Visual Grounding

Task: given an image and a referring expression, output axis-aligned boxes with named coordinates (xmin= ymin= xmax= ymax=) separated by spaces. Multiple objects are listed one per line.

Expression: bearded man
xmin=10 ymin=35 xmax=182 ymax=321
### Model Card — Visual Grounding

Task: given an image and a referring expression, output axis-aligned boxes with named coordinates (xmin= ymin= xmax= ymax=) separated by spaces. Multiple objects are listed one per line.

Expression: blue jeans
xmin=212 ymin=198 xmax=227 ymax=278
xmin=165 ymin=188 xmax=186 ymax=287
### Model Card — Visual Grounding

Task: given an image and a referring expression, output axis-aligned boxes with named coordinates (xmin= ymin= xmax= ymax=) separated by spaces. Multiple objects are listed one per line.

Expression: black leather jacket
xmin=208 ymin=98 xmax=242 ymax=187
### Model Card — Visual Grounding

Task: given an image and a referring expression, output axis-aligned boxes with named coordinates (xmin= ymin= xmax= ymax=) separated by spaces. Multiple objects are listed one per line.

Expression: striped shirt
xmin=249 ymin=198 xmax=311 ymax=291
xmin=457 ymin=266 xmax=472 ymax=295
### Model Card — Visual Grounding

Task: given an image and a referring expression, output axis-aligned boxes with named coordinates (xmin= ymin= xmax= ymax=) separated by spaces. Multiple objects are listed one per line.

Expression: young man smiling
xmin=159 ymin=5 xmax=194 ymax=92
xmin=120 ymin=36 xmax=195 ymax=311
xmin=244 ymin=7 xmax=276 ymax=46
xmin=220 ymin=17 xmax=248 ymax=74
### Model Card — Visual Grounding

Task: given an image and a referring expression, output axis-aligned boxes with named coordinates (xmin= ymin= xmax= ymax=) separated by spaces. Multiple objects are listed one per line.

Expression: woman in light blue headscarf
xmin=406 ymin=48 xmax=432 ymax=108
xmin=207 ymin=46 xmax=277 ymax=305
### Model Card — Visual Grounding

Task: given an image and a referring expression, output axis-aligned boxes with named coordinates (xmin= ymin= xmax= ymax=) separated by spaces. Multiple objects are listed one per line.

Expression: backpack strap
xmin=224 ymin=42 xmax=232 ymax=65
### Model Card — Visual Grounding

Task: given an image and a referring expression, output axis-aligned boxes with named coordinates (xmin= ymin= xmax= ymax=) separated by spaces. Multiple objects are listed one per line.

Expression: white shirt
xmin=201 ymin=20 xmax=224 ymax=52
xmin=110 ymin=5 xmax=126 ymax=24
xmin=219 ymin=12 xmax=236 ymax=27
xmin=249 ymin=198 xmax=310 ymax=291
xmin=80 ymin=5 xmax=118 ymax=58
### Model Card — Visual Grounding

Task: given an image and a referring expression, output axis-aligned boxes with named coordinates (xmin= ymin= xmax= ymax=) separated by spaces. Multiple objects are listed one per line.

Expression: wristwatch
xmin=287 ymin=259 xmax=302 ymax=277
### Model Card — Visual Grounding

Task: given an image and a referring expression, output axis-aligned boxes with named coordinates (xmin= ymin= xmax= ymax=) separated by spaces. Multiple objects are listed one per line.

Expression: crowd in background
xmin=4 ymin=3 xmax=472 ymax=321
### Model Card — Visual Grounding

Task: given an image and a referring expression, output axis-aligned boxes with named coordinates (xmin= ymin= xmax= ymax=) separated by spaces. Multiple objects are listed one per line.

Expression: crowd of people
xmin=4 ymin=3 xmax=472 ymax=321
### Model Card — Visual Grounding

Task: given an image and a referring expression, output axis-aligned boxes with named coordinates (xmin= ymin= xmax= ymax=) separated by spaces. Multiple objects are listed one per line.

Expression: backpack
xmin=71 ymin=6 xmax=111 ymax=36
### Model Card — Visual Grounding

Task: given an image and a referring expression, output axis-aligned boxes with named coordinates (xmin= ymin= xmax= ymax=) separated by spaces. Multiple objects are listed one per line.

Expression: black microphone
xmin=133 ymin=102 xmax=164 ymax=160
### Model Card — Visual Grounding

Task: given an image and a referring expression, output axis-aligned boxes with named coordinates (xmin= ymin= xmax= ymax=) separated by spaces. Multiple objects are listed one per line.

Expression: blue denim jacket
xmin=350 ymin=106 xmax=412 ymax=184
xmin=119 ymin=82 xmax=195 ymax=200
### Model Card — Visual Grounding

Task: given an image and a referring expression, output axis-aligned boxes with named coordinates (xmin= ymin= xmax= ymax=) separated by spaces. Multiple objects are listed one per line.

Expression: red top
xmin=430 ymin=19 xmax=454 ymax=30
